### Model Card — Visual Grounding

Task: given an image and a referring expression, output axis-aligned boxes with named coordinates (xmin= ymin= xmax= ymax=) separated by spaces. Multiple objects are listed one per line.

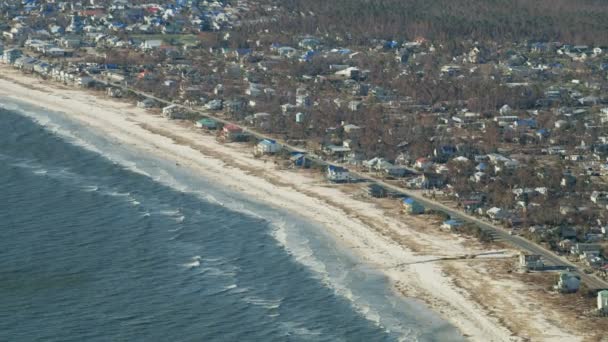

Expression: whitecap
xmin=106 ymin=191 xmax=130 ymax=197
xmin=243 ymin=295 xmax=283 ymax=310
xmin=159 ymin=209 xmax=181 ymax=217
xmin=183 ymin=256 xmax=202 ymax=268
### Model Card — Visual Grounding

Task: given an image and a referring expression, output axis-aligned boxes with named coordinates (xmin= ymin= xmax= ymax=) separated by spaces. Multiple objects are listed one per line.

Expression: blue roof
xmin=384 ymin=40 xmax=399 ymax=49
xmin=403 ymin=198 xmax=415 ymax=204
xmin=440 ymin=145 xmax=457 ymax=153
xmin=261 ymin=139 xmax=276 ymax=144
xmin=537 ymin=128 xmax=550 ymax=136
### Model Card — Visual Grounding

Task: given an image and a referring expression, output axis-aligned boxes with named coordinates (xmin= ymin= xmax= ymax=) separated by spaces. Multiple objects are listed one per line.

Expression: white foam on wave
xmin=3 ymin=97 xmax=419 ymax=341
xmin=106 ymin=191 xmax=130 ymax=197
xmin=279 ymin=321 xmax=323 ymax=338
xmin=183 ymin=255 xmax=202 ymax=268
xmin=199 ymin=264 xmax=238 ymax=278
xmin=115 ymin=160 xmax=152 ymax=178
xmin=243 ymin=295 xmax=283 ymax=310
xmin=159 ymin=209 xmax=181 ymax=216
xmin=158 ymin=209 xmax=185 ymax=223
xmin=270 ymin=219 xmax=406 ymax=338
xmin=154 ymin=169 xmax=187 ymax=192
xmin=82 ymin=185 xmax=99 ymax=192
xmin=203 ymin=193 xmax=224 ymax=206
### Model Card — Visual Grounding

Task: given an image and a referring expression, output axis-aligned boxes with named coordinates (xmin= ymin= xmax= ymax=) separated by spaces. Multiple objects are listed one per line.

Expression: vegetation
xmin=265 ymin=0 xmax=608 ymax=45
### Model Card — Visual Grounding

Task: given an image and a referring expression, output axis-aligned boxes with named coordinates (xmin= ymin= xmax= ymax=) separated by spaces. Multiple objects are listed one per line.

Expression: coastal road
xmin=91 ymin=74 xmax=608 ymax=290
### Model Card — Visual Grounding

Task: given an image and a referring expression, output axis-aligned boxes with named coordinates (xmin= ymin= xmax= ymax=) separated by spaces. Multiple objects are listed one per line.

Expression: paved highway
xmin=92 ymin=74 xmax=608 ymax=290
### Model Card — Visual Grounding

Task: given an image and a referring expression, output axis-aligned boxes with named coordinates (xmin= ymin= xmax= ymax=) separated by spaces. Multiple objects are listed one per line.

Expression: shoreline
xmin=0 ymin=67 xmax=583 ymax=341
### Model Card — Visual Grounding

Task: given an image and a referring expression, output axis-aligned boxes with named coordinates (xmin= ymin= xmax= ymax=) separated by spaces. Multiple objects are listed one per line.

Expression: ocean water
xmin=0 ymin=99 xmax=465 ymax=342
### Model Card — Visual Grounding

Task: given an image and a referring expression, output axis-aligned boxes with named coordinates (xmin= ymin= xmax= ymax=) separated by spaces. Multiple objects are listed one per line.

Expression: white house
xmin=598 ymin=290 xmax=608 ymax=313
xmin=487 ymin=207 xmax=506 ymax=220
xmin=162 ymin=104 xmax=186 ymax=119
xmin=327 ymin=165 xmax=350 ymax=182
xmin=590 ymin=191 xmax=608 ymax=205
xmin=76 ymin=75 xmax=94 ymax=87
xmin=334 ymin=67 xmax=360 ymax=80
xmin=519 ymin=253 xmax=544 ymax=270
xmin=137 ymin=98 xmax=156 ymax=109
xmin=254 ymin=139 xmax=281 ymax=155
xmin=142 ymin=39 xmax=162 ymax=50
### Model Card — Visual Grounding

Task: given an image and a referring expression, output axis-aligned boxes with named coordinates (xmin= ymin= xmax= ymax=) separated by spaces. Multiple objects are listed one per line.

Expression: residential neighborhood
xmin=1 ymin=0 xmax=608 ymax=324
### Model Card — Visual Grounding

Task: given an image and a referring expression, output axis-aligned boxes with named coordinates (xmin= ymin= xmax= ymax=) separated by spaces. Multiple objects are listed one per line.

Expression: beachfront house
xmin=327 ymin=165 xmax=350 ymax=182
xmin=2 ymin=48 xmax=22 ymax=64
xmin=519 ymin=253 xmax=544 ymax=270
xmin=368 ymin=184 xmax=387 ymax=198
xmin=106 ymin=87 xmax=123 ymax=98
xmin=76 ymin=75 xmax=94 ymax=87
xmin=195 ymin=118 xmax=218 ymax=130
xmin=137 ymin=98 xmax=156 ymax=109
xmin=290 ymin=153 xmax=312 ymax=168
xmin=254 ymin=139 xmax=281 ymax=156
xmin=402 ymin=198 xmax=425 ymax=214
xmin=162 ymin=104 xmax=187 ymax=119
xmin=219 ymin=124 xmax=247 ymax=142
xmin=554 ymin=272 xmax=581 ymax=293
xmin=599 ymin=290 xmax=608 ymax=313
xmin=441 ymin=219 xmax=463 ymax=231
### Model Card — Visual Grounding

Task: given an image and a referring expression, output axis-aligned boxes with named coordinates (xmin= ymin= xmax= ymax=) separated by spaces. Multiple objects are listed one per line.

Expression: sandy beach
xmin=0 ymin=66 xmax=595 ymax=341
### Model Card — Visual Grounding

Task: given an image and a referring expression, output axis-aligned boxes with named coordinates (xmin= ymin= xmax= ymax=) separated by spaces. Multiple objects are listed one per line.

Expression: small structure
xmin=598 ymin=290 xmax=608 ymax=314
xmin=518 ymin=253 xmax=544 ymax=270
xmin=554 ymin=272 xmax=581 ymax=293
xmin=142 ymin=39 xmax=162 ymax=50
xmin=2 ymin=48 xmax=22 ymax=64
xmin=323 ymin=145 xmax=352 ymax=158
xmin=327 ymin=165 xmax=350 ymax=183
xmin=402 ymin=198 xmax=425 ymax=214
xmin=571 ymin=243 xmax=601 ymax=256
xmin=219 ymin=124 xmax=247 ymax=142
xmin=368 ymin=184 xmax=387 ymax=198
xmin=441 ymin=219 xmax=463 ymax=231
xmin=162 ymin=104 xmax=186 ymax=119
xmin=137 ymin=98 xmax=156 ymax=109
xmin=76 ymin=75 xmax=94 ymax=87
xmin=254 ymin=139 xmax=281 ymax=156
xmin=106 ymin=87 xmax=123 ymax=98
xmin=195 ymin=118 xmax=218 ymax=130
xmin=290 ymin=153 xmax=311 ymax=168
xmin=487 ymin=207 xmax=507 ymax=221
